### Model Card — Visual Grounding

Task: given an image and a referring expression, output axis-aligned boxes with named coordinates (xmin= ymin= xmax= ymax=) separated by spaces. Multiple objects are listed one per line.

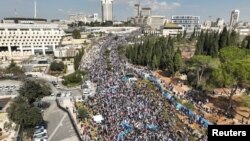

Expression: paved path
xmin=43 ymin=100 xmax=79 ymax=141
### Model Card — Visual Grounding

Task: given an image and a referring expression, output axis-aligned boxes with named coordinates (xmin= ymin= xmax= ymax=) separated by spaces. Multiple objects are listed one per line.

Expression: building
xmin=216 ymin=18 xmax=225 ymax=28
xmin=141 ymin=8 xmax=151 ymax=17
xmin=202 ymin=18 xmax=225 ymax=33
xmin=171 ymin=15 xmax=201 ymax=32
xmin=229 ymin=9 xmax=240 ymax=29
xmin=134 ymin=4 xmax=140 ymax=17
xmin=101 ymin=0 xmax=113 ymax=22
xmin=54 ymin=46 xmax=78 ymax=58
xmin=69 ymin=12 xmax=85 ymax=22
xmin=2 ymin=17 xmax=47 ymax=24
xmin=147 ymin=16 xmax=165 ymax=30
xmin=69 ymin=13 xmax=101 ymax=24
xmin=0 ymin=20 xmax=64 ymax=59
xmin=86 ymin=13 xmax=101 ymax=23
xmin=162 ymin=23 xmax=184 ymax=37
xmin=236 ymin=27 xmax=250 ymax=36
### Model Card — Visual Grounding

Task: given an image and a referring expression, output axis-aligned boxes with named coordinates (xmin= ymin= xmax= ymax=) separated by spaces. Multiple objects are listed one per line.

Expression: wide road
xmin=43 ymin=100 xmax=79 ymax=141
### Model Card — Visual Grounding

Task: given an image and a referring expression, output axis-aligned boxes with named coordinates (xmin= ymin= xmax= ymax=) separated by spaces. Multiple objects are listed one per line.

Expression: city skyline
xmin=0 ymin=0 xmax=250 ymax=22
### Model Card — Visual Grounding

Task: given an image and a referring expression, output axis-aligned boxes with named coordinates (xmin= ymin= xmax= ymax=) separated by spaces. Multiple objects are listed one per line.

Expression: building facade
xmin=101 ymin=0 xmax=113 ymax=22
xmin=69 ymin=13 xmax=100 ymax=23
xmin=171 ymin=15 xmax=201 ymax=32
xmin=162 ymin=23 xmax=184 ymax=37
xmin=147 ymin=16 xmax=165 ymax=30
xmin=54 ymin=46 xmax=78 ymax=58
xmin=0 ymin=23 xmax=64 ymax=58
xmin=229 ymin=9 xmax=240 ymax=29
xmin=141 ymin=8 xmax=151 ymax=17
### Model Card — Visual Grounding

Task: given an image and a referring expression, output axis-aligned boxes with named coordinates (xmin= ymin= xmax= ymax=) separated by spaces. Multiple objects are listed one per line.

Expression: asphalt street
xmin=43 ymin=100 xmax=78 ymax=141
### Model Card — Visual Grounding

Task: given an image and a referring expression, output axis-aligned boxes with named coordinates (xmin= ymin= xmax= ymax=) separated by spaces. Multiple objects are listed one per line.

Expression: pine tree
xmin=152 ymin=55 xmax=158 ymax=70
xmin=219 ymin=27 xmax=228 ymax=49
xmin=174 ymin=48 xmax=182 ymax=72
xmin=195 ymin=30 xmax=204 ymax=55
xmin=183 ymin=30 xmax=187 ymax=39
xmin=189 ymin=28 xmax=196 ymax=41
xmin=229 ymin=30 xmax=238 ymax=46
xmin=203 ymin=31 xmax=209 ymax=55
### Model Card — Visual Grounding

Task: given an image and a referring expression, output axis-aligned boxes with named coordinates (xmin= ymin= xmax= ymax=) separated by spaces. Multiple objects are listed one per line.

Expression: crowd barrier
xmin=132 ymin=67 xmax=213 ymax=128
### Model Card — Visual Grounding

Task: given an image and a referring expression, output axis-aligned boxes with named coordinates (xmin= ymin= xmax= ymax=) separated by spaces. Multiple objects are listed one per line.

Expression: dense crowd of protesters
xmin=79 ymin=35 xmax=208 ymax=141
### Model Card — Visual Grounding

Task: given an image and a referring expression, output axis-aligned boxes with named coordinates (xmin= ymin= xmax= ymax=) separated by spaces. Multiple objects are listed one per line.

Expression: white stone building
xmin=147 ymin=16 xmax=165 ymax=30
xmin=101 ymin=0 xmax=113 ymax=22
xmin=0 ymin=23 xmax=64 ymax=58
xmin=171 ymin=15 xmax=201 ymax=32
xmin=162 ymin=23 xmax=184 ymax=37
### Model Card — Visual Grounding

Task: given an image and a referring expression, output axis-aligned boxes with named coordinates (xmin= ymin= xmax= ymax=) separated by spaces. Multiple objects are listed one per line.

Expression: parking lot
xmin=0 ymin=80 xmax=21 ymax=96
xmin=43 ymin=100 xmax=78 ymax=141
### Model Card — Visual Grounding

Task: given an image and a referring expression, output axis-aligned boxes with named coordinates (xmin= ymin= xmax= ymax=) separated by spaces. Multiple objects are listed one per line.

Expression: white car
xmin=34 ymin=129 xmax=47 ymax=135
xmin=33 ymin=133 xmax=48 ymax=140
xmin=34 ymin=139 xmax=47 ymax=141
xmin=34 ymin=125 xmax=45 ymax=130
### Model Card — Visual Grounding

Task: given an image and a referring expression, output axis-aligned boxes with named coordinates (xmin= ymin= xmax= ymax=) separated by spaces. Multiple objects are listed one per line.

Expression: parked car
xmin=34 ymin=139 xmax=47 ymax=141
xmin=35 ymin=125 xmax=45 ymax=130
xmin=34 ymin=129 xmax=47 ymax=135
xmin=33 ymin=133 xmax=48 ymax=140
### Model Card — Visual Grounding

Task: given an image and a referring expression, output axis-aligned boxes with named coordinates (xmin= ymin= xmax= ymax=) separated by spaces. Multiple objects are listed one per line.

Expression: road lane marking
xmin=48 ymin=113 xmax=67 ymax=141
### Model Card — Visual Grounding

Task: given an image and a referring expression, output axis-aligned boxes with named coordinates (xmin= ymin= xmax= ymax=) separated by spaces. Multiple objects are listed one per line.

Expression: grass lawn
xmin=65 ymin=82 xmax=82 ymax=88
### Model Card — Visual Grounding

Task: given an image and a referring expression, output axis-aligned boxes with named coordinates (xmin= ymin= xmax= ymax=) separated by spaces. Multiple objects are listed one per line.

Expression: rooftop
xmin=3 ymin=17 xmax=47 ymax=22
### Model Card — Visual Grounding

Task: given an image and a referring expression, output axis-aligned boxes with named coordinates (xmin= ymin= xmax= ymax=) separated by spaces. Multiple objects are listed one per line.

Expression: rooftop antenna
xmin=34 ymin=0 xmax=37 ymax=18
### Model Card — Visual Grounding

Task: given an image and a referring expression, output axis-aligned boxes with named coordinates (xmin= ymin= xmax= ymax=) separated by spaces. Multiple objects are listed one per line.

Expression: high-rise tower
xmin=101 ymin=0 xmax=113 ymax=22
xmin=229 ymin=9 xmax=240 ymax=29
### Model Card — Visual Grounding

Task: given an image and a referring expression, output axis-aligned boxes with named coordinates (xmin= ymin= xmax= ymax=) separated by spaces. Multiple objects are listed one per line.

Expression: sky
xmin=0 ymin=0 xmax=250 ymax=23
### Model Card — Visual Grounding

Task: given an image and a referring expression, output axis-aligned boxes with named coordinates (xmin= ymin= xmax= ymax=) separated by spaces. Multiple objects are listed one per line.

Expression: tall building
xmin=141 ymin=8 xmax=151 ymax=17
xmin=0 ymin=18 xmax=64 ymax=58
xmin=101 ymin=0 xmax=113 ymax=22
xmin=171 ymin=15 xmax=201 ymax=32
xmin=134 ymin=4 xmax=140 ymax=17
xmin=147 ymin=16 xmax=165 ymax=30
xmin=229 ymin=9 xmax=240 ymax=29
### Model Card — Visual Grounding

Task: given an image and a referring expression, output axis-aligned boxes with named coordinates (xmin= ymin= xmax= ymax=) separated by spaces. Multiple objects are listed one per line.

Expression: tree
xmin=152 ymin=55 xmax=158 ymax=70
xmin=242 ymin=36 xmax=250 ymax=49
xmin=211 ymin=47 xmax=250 ymax=117
xmin=7 ymin=97 xmax=43 ymax=128
xmin=6 ymin=60 xmax=24 ymax=76
xmin=183 ymin=30 xmax=187 ymax=39
xmin=19 ymin=80 xmax=51 ymax=105
xmin=74 ymin=48 xmax=84 ymax=71
xmin=209 ymin=33 xmax=219 ymax=57
xmin=87 ymin=34 xmax=94 ymax=38
xmin=72 ymin=29 xmax=81 ymax=39
xmin=189 ymin=28 xmax=196 ymax=41
xmin=228 ymin=30 xmax=239 ymax=46
xmin=219 ymin=27 xmax=229 ymax=49
xmin=77 ymin=107 xmax=89 ymax=120
xmin=189 ymin=55 xmax=219 ymax=87
xmin=62 ymin=70 xmax=86 ymax=86
xmin=173 ymin=48 xmax=182 ymax=72
xmin=195 ymin=30 xmax=204 ymax=55
xmin=50 ymin=61 xmax=64 ymax=72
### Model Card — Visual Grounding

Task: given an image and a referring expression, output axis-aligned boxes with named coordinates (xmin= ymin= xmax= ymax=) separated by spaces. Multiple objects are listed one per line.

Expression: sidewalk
xmin=61 ymin=99 xmax=82 ymax=135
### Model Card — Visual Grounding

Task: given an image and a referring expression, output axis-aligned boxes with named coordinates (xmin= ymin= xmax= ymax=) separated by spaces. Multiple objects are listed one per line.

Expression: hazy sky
xmin=0 ymin=0 xmax=250 ymax=23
